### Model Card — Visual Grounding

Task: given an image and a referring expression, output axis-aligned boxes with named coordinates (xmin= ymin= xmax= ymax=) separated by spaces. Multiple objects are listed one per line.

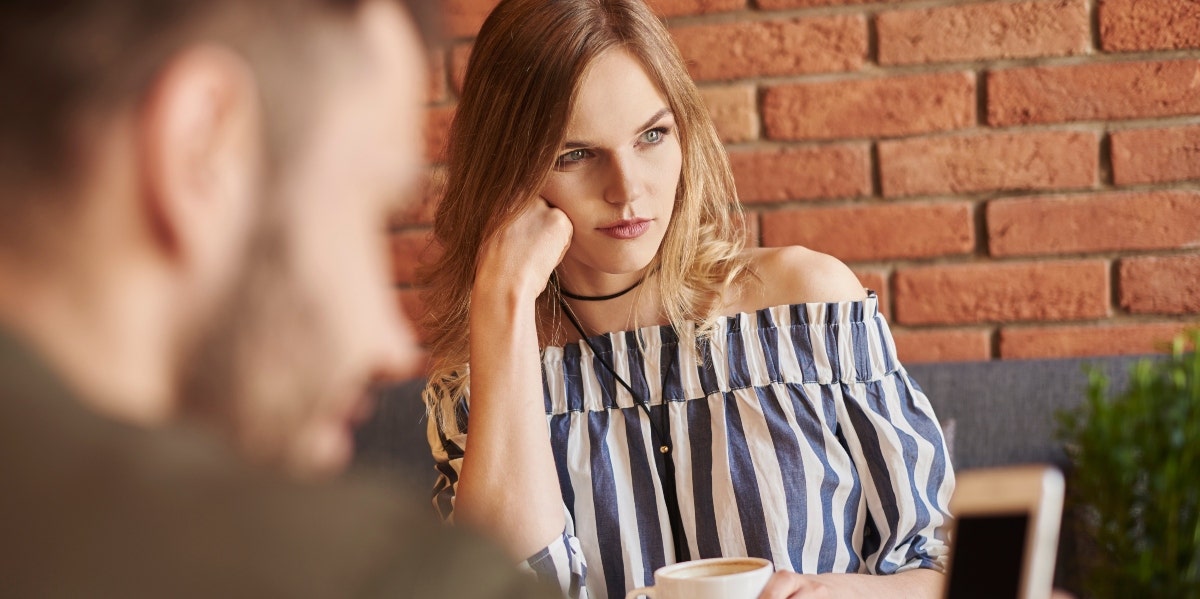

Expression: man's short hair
xmin=0 ymin=0 xmax=435 ymax=213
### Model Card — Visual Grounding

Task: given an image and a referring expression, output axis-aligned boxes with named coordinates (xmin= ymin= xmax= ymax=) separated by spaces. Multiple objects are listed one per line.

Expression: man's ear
xmin=137 ymin=44 xmax=263 ymax=276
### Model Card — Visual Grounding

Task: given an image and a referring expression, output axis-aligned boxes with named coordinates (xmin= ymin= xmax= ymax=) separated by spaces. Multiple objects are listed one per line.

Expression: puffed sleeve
xmin=833 ymin=317 xmax=955 ymax=574
xmin=427 ymin=396 xmax=590 ymax=598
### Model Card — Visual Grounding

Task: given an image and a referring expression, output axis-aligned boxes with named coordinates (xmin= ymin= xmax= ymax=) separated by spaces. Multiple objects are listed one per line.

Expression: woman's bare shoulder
xmin=727 ymin=246 xmax=866 ymax=312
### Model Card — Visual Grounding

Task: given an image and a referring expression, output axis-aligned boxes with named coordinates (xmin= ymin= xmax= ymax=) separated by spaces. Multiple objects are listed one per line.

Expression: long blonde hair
xmin=420 ymin=0 xmax=749 ymax=422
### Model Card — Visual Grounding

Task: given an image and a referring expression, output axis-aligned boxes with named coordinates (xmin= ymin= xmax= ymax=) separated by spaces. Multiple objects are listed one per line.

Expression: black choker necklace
xmin=559 ymin=278 xmax=643 ymax=302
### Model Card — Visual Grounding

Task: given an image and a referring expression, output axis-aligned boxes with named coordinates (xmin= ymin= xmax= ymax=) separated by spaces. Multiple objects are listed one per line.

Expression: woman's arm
xmin=746 ymin=246 xmax=952 ymax=598
xmin=759 ymin=568 xmax=943 ymax=599
xmin=451 ymin=197 xmax=573 ymax=560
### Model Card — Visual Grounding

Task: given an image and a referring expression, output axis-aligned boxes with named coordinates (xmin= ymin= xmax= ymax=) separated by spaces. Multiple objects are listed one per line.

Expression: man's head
xmin=0 ymin=0 xmax=433 ymax=477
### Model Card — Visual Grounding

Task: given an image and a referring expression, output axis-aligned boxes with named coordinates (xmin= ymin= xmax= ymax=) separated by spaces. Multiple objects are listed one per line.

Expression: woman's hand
xmin=757 ymin=571 xmax=831 ymax=599
xmin=475 ymin=195 xmax=572 ymax=300
xmin=756 ymin=569 xmax=943 ymax=599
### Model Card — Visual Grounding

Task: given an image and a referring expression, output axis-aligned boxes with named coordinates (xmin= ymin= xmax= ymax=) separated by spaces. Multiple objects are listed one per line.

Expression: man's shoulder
xmin=0 ymin=350 xmax=551 ymax=598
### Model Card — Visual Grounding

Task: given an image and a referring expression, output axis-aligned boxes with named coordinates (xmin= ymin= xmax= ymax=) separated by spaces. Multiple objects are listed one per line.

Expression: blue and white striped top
xmin=429 ymin=293 xmax=954 ymax=598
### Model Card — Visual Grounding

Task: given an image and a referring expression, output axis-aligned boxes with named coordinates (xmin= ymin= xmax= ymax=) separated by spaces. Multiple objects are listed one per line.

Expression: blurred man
xmin=0 ymin=0 xmax=553 ymax=596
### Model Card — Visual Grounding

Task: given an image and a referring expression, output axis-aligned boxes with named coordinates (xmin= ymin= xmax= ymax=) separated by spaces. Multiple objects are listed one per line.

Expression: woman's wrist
xmin=472 ymin=271 xmax=545 ymax=311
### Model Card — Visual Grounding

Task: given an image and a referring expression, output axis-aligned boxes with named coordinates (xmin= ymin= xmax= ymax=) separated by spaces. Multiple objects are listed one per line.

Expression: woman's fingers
xmin=756 ymin=571 xmax=831 ymax=599
xmin=519 ymin=196 xmax=571 ymax=274
xmin=535 ymin=196 xmax=573 ymax=255
xmin=475 ymin=194 xmax=573 ymax=298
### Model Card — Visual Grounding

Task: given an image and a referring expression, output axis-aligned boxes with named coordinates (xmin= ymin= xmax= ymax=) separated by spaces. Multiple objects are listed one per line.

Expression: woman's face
xmin=541 ymin=48 xmax=683 ymax=293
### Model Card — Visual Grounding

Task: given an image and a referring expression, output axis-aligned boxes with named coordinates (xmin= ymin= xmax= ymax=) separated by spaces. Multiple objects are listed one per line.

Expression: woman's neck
xmin=555 ymin=267 xmax=646 ymax=300
xmin=550 ymin=274 xmax=665 ymax=344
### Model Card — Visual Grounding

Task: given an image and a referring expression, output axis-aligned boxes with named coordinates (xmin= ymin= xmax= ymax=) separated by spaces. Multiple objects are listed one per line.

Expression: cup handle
xmin=625 ymin=586 xmax=656 ymax=599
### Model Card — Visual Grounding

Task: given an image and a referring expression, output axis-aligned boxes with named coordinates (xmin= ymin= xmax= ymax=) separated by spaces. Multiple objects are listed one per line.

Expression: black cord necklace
xmin=559 ymin=278 xmax=643 ymax=302
xmin=557 ymin=297 xmax=690 ymax=564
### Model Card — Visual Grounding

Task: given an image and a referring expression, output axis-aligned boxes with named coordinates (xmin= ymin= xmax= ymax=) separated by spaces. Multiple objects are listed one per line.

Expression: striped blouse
xmin=429 ymin=293 xmax=954 ymax=598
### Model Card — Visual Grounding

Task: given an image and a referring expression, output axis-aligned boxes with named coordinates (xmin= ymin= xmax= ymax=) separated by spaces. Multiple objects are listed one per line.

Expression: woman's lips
xmin=598 ymin=218 xmax=651 ymax=240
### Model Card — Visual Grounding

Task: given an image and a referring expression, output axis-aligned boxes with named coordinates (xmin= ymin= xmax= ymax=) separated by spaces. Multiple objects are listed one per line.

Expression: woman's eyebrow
xmin=561 ymin=107 xmax=675 ymax=150
xmin=635 ymin=107 xmax=673 ymax=134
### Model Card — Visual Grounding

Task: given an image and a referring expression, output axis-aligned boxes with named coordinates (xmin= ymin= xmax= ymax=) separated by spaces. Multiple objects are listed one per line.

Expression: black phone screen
xmin=944 ymin=513 xmax=1029 ymax=599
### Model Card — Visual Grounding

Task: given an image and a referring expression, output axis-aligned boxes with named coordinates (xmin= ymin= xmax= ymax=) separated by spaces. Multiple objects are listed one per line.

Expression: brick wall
xmin=395 ymin=0 xmax=1200 ymax=364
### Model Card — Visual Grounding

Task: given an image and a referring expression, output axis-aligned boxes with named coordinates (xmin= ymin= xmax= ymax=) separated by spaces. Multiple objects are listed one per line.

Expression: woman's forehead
xmin=563 ymin=48 xmax=671 ymax=143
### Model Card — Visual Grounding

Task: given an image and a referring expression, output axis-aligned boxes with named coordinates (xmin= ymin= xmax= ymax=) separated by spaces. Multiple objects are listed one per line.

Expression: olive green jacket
xmin=0 ymin=329 xmax=553 ymax=598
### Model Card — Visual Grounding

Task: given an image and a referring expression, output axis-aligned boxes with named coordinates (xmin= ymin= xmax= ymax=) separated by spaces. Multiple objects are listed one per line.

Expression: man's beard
xmin=176 ymin=213 xmax=334 ymax=474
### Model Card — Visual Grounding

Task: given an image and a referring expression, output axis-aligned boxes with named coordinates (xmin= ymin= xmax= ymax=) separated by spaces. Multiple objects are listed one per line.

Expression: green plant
xmin=1058 ymin=331 xmax=1200 ymax=599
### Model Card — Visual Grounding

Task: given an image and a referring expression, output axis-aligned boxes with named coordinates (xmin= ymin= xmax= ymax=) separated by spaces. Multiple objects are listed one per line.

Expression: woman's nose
xmin=603 ymin=155 xmax=644 ymax=206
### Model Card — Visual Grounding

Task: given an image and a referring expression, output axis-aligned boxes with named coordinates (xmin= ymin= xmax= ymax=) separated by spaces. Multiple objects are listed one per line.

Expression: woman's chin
xmin=562 ymin=242 xmax=663 ymax=279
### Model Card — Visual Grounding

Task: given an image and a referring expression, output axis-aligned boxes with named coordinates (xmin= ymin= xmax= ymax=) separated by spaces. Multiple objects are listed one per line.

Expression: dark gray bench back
xmin=909 ymin=354 xmax=1143 ymax=472
xmin=353 ymin=378 xmax=438 ymax=494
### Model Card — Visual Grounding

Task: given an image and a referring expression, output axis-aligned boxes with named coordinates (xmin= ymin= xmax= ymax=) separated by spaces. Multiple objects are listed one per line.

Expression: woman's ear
xmin=136 ymin=44 xmax=263 ymax=281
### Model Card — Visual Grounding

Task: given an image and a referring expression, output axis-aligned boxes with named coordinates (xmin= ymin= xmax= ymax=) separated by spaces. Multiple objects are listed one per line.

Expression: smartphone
xmin=943 ymin=465 xmax=1065 ymax=599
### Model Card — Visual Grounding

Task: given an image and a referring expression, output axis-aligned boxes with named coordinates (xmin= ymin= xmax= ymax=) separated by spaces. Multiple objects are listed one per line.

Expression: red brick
xmin=450 ymin=43 xmax=471 ymax=95
xmin=893 ymin=260 xmax=1110 ymax=325
xmin=759 ymin=0 xmax=906 ymax=7
xmin=741 ymin=211 xmax=761 ymax=248
xmin=761 ymin=202 xmax=974 ymax=262
xmin=425 ymin=104 xmax=456 ymax=164
xmin=853 ymin=269 xmax=886 ymax=294
xmin=729 ymin=145 xmax=871 ymax=203
xmin=441 ymin=0 xmax=499 ymax=38
xmin=988 ymin=191 xmax=1200 ymax=257
xmin=1099 ymin=0 xmax=1200 ymax=52
xmin=390 ymin=167 xmax=447 ymax=228
xmin=988 ymin=59 xmax=1200 ymax=125
xmin=672 ymin=15 xmax=866 ymax=82
xmin=1111 ymin=125 xmax=1200 ymax=186
xmin=699 ymin=85 xmax=758 ymax=144
xmin=877 ymin=0 xmax=1090 ymax=66
xmin=1119 ymin=254 xmax=1200 ymax=315
xmin=390 ymin=229 xmax=439 ymax=286
xmin=879 ymin=131 xmax=1097 ymax=197
xmin=852 ymin=268 xmax=890 ymax=320
xmin=999 ymin=322 xmax=1194 ymax=359
xmin=763 ymin=72 xmax=975 ymax=141
xmin=646 ymin=0 xmax=745 ymax=18
xmin=893 ymin=329 xmax=992 ymax=364
xmin=428 ymin=49 xmax=448 ymax=104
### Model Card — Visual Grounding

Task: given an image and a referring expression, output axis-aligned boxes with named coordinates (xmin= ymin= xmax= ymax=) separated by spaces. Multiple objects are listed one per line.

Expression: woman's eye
xmin=641 ymin=127 xmax=668 ymax=144
xmin=556 ymin=149 xmax=589 ymax=168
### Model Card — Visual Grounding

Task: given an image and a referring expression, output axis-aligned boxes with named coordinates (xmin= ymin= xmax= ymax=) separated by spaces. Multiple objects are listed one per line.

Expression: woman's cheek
xmin=544 ymin=174 xmax=598 ymax=219
xmin=540 ymin=173 xmax=580 ymax=211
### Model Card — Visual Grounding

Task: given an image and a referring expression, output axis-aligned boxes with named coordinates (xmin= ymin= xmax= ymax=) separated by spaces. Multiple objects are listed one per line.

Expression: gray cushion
xmin=352 ymin=379 xmax=438 ymax=496
xmin=908 ymin=354 xmax=1147 ymax=472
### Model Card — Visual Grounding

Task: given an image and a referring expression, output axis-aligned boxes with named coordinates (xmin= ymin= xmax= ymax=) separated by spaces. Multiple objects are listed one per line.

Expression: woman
xmin=421 ymin=0 xmax=953 ymax=597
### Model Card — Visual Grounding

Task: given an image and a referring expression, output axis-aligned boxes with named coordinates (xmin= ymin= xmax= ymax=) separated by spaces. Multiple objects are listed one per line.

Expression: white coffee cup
xmin=624 ymin=556 xmax=774 ymax=599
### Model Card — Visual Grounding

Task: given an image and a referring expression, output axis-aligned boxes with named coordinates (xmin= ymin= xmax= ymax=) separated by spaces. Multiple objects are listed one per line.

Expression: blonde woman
xmin=421 ymin=0 xmax=953 ymax=597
